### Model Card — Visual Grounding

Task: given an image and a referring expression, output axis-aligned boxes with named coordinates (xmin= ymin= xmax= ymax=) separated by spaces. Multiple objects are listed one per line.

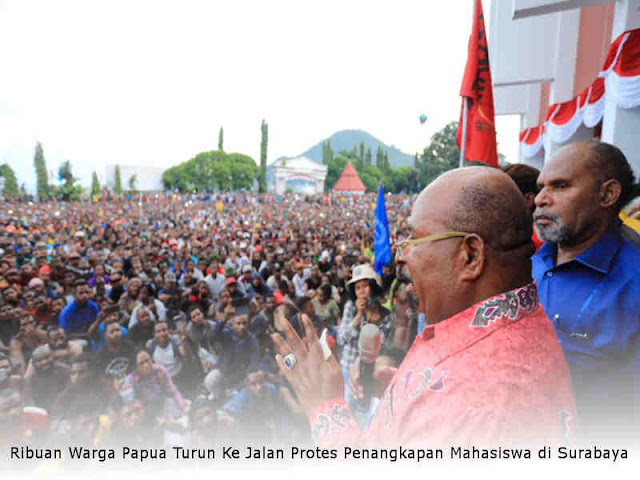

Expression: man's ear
xmin=600 ymin=179 xmax=622 ymax=209
xmin=458 ymin=234 xmax=485 ymax=281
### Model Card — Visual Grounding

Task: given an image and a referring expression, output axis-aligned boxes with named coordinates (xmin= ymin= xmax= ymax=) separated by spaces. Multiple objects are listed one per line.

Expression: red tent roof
xmin=332 ymin=162 xmax=366 ymax=193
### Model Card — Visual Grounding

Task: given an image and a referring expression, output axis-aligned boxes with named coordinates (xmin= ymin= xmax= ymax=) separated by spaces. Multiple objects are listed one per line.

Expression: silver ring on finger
xmin=283 ymin=353 xmax=297 ymax=370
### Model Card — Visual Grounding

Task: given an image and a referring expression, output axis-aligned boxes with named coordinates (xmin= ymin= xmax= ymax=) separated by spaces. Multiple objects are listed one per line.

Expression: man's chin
xmin=534 ymin=225 xmax=563 ymax=244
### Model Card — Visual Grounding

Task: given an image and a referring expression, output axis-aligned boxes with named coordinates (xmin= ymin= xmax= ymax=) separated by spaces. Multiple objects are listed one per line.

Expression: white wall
xmin=512 ymin=0 xmax=613 ymax=19
xmin=490 ymin=0 xmax=559 ymax=86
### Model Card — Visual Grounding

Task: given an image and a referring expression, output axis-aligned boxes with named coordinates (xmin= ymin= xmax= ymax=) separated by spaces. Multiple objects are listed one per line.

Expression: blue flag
xmin=374 ymin=183 xmax=392 ymax=275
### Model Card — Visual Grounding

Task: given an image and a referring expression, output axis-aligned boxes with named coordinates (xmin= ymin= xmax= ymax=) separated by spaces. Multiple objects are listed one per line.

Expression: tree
xmin=162 ymin=150 xmax=259 ymax=193
xmin=128 ymin=174 xmax=137 ymax=192
xmin=259 ymin=119 xmax=268 ymax=193
xmin=91 ymin=171 xmax=100 ymax=196
xmin=54 ymin=160 xmax=83 ymax=201
xmin=408 ymin=168 xmax=419 ymax=194
xmin=418 ymin=121 xmax=460 ymax=187
xmin=0 ymin=164 xmax=18 ymax=196
xmin=387 ymin=166 xmax=418 ymax=194
xmin=376 ymin=144 xmax=384 ymax=169
xmin=322 ymin=141 xmax=334 ymax=165
xmin=218 ymin=127 xmax=224 ymax=151
xmin=33 ymin=142 xmax=49 ymax=198
xmin=383 ymin=151 xmax=390 ymax=172
xmin=59 ymin=160 xmax=73 ymax=184
xmin=114 ymin=165 xmax=122 ymax=195
xmin=365 ymin=147 xmax=372 ymax=167
xmin=324 ymin=155 xmax=349 ymax=191
xmin=359 ymin=165 xmax=384 ymax=192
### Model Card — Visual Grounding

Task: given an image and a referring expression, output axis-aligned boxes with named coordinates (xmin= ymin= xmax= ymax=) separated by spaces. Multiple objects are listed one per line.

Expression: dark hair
xmin=295 ymin=296 xmax=313 ymax=312
xmin=140 ymin=283 xmax=156 ymax=297
xmin=154 ymin=320 xmax=169 ymax=330
xmin=589 ymin=141 xmax=636 ymax=210
xmin=320 ymin=284 xmax=332 ymax=299
xmin=501 ymin=163 xmax=540 ymax=195
xmin=135 ymin=349 xmax=151 ymax=361
xmin=105 ymin=321 xmax=121 ymax=332
xmin=102 ymin=304 xmax=119 ymax=317
xmin=74 ymin=279 xmax=88 ymax=289
xmin=187 ymin=304 xmax=203 ymax=317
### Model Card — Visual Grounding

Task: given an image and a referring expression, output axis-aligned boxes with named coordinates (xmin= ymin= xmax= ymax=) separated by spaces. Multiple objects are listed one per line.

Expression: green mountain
xmin=278 ymin=129 xmax=415 ymax=168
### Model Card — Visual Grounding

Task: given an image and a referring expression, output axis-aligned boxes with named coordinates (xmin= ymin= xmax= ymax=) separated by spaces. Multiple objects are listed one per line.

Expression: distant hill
xmin=277 ymin=129 xmax=415 ymax=169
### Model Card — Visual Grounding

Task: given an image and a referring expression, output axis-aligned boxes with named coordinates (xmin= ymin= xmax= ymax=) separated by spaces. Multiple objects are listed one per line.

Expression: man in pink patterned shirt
xmin=273 ymin=167 xmax=575 ymax=447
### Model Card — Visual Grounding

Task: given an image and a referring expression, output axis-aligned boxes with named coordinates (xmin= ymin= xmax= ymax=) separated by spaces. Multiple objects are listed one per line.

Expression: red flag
xmin=456 ymin=0 xmax=498 ymax=167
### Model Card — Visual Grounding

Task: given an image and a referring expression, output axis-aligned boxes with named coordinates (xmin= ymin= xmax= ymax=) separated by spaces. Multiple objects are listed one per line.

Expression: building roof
xmin=268 ymin=156 xmax=327 ymax=173
xmin=332 ymin=161 xmax=366 ymax=193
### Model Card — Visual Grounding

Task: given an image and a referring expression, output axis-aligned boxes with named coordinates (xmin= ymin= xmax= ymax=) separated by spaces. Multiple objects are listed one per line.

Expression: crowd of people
xmin=0 ymin=189 xmax=416 ymax=448
xmin=1 ymin=140 xmax=640 ymax=453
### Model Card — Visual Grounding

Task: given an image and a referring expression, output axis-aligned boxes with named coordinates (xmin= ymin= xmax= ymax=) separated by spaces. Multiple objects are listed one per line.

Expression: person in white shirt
xmin=291 ymin=262 xmax=309 ymax=298
xmin=204 ymin=259 xmax=226 ymax=301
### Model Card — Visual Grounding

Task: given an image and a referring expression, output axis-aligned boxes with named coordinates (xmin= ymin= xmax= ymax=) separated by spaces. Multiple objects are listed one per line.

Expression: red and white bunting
xmin=519 ymin=28 xmax=640 ymax=158
xmin=581 ymin=77 xmax=606 ymax=127
xmin=600 ymin=29 xmax=640 ymax=109
xmin=519 ymin=125 xmax=545 ymax=158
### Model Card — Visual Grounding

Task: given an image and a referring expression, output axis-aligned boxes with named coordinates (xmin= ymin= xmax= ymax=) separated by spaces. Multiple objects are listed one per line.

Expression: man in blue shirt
xmin=58 ymin=279 xmax=99 ymax=341
xmin=212 ymin=314 xmax=260 ymax=390
xmin=532 ymin=141 xmax=640 ymax=440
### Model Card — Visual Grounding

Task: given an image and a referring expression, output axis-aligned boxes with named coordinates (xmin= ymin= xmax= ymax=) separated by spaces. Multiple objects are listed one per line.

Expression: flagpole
xmin=460 ymin=97 xmax=468 ymax=168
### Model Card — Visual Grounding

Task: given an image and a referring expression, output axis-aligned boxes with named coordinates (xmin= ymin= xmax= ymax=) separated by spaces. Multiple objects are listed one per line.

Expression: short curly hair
xmin=588 ymin=141 xmax=636 ymax=211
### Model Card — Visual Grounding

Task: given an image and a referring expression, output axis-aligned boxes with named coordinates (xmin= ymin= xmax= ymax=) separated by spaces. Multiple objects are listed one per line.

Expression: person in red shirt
xmin=273 ymin=167 xmax=575 ymax=447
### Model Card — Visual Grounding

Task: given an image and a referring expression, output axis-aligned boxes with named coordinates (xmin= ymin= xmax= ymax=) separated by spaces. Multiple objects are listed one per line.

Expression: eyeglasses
xmin=395 ymin=231 xmax=472 ymax=259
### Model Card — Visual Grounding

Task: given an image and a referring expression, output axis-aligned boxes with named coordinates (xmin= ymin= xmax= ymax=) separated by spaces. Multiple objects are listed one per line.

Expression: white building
xmin=105 ymin=164 xmax=164 ymax=192
xmin=491 ymin=0 xmax=640 ymax=173
xmin=266 ymin=156 xmax=327 ymax=195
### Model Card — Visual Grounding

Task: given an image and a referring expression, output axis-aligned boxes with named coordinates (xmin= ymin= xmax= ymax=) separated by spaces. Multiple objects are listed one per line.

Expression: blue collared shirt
xmin=58 ymin=299 xmax=99 ymax=335
xmin=533 ymin=229 xmax=640 ymax=428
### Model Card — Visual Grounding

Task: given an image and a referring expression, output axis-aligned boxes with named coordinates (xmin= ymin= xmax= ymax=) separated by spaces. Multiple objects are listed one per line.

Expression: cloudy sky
xmin=0 ymin=0 xmax=519 ymax=192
